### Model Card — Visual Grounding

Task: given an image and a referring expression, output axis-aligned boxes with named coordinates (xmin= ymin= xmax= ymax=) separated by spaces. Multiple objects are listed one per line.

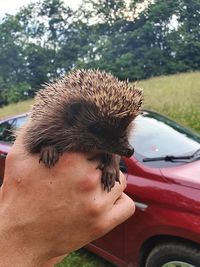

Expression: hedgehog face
xmin=87 ymin=121 xmax=134 ymax=157
xmin=66 ymin=101 xmax=134 ymax=157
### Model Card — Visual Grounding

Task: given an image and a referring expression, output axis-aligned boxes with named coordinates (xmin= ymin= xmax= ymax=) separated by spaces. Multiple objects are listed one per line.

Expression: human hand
xmin=0 ymin=133 xmax=135 ymax=267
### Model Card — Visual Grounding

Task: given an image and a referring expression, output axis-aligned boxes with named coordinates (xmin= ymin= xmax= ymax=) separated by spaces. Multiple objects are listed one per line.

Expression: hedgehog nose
xmin=122 ymin=147 xmax=134 ymax=157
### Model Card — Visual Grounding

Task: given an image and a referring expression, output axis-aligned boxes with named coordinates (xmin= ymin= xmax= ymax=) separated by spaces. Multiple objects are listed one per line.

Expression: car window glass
xmin=0 ymin=116 xmax=27 ymax=142
xmin=0 ymin=119 xmax=14 ymax=142
xmin=12 ymin=116 xmax=27 ymax=129
xmin=129 ymin=114 xmax=200 ymax=159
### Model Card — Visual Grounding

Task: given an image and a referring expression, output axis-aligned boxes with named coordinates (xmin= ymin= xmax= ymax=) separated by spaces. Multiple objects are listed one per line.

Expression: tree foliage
xmin=0 ymin=0 xmax=199 ymax=104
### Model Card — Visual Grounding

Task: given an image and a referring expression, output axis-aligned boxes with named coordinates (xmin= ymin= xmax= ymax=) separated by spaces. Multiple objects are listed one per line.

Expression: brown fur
xmin=21 ymin=69 xmax=143 ymax=191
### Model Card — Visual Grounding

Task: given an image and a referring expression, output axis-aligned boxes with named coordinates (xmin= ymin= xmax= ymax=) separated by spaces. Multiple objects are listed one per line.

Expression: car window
xmin=129 ymin=112 xmax=200 ymax=161
xmin=0 ymin=116 xmax=27 ymax=142
xmin=0 ymin=119 xmax=15 ymax=142
xmin=0 ymin=120 xmax=14 ymax=133
xmin=13 ymin=116 xmax=27 ymax=129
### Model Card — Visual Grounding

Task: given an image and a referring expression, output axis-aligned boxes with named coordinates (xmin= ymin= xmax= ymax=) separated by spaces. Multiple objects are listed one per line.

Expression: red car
xmin=0 ymin=110 xmax=200 ymax=267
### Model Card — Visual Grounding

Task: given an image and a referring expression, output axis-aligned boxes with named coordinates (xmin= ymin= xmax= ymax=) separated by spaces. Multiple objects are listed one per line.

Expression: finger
xmin=105 ymin=193 xmax=135 ymax=230
xmin=117 ymin=171 xmax=127 ymax=190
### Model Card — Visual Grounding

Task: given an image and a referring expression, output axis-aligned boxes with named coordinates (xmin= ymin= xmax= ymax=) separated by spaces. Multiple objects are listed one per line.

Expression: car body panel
xmin=0 ymin=142 xmax=11 ymax=154
xmin=160 ymin=160 xmax=200 ymax=190
xmin=87 ymin=157 xmax=200 ymax=266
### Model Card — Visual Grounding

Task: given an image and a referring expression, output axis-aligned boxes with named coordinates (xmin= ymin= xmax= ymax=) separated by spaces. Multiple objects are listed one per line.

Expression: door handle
xmin=134 ymin=201 xmax=148 ymax=211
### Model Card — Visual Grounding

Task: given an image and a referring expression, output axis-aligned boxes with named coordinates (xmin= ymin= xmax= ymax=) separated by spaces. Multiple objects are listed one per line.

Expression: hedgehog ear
xmin=67 ymin=102 xmax=82 ymax=125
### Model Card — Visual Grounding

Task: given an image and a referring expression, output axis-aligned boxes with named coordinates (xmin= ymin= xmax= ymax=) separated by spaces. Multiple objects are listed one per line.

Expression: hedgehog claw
xmin=101 ymin=166 xmax=117 ymax=192
xmin=39 ymin=146 xmax=59 ymax=168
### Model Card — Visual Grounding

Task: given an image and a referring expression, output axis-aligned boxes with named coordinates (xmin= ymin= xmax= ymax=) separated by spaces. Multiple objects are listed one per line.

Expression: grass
xmin=0 ymin=99 xmax=33 ymax=119
xmin=139 ymin=71 xmax=200 ymax=133
xmin=56 ymin=249 xmax=115 ymax=267
xmin=0 ymin=71 xmax=200 ymax=266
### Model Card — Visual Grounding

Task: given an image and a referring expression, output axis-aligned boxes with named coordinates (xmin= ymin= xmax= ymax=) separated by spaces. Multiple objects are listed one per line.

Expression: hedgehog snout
xmin=111 ymin=142 xmax=134 ymax=157
xmin=121 ymin=146 xmax=134 ymax=157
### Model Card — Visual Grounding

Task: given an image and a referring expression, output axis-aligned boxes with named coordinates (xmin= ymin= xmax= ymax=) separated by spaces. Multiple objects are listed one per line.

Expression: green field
xmin=1 ymin=71 xmax=200 ymax=133
xmin=0 ymin=71 xmax=200 ymax=267
xmin=140 ymin=71 xmax=200 ymax=133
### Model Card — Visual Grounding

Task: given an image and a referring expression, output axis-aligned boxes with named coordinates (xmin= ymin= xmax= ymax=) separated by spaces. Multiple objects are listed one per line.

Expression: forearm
xmin=0 ymin=212 xmax=44 ymax=267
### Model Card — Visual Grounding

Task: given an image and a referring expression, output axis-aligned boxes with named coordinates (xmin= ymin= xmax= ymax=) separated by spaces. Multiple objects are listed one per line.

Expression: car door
xmin=91 ymin=161 xmax=128 ymax=260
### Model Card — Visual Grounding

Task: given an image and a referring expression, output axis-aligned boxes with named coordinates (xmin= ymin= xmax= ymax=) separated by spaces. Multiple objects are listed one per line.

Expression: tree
xmin=0 ymin=14 xmax=30 ymax=103
xmin=0 ymin=0 xmax=200 ymax=104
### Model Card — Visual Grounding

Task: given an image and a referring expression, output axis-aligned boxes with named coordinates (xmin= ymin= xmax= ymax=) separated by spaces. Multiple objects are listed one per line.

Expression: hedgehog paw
xmin=101 ymin=167 xmax=118 ymax=192
xmin=39 ymin=146 xmax=59 ymax=168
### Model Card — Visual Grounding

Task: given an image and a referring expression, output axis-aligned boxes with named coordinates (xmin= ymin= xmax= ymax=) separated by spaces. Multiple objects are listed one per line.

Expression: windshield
xmin=129 ymin=111 xmax=200 ymax=164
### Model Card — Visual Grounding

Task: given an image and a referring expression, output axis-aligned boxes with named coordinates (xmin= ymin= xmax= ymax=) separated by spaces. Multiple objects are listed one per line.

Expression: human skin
xmin=0 ymin=134 xmax=135 ymax=267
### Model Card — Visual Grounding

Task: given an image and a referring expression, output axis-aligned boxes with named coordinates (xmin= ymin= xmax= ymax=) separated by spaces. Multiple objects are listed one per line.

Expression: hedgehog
xmin=21 ymin=69 xmax=143 ymax=191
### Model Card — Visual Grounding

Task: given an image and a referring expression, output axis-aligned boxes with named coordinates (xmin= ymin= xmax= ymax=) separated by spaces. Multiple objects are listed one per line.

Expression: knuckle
xmin=79 ymin=171 xmax=100 ymax=192
xmin=86 ymin=201 xmax=104 ymax=217
xmin=78 ymin=178 xmax=95 ymax=192
xmin=86 ymin=198 xmax=105 ymax=220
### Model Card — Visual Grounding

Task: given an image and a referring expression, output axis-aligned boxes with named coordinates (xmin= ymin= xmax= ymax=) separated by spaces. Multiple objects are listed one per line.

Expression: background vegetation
xmin=56 ymin=248 xmax=115 ymax=267
xmin=0 ymin=0 xmax=200 ymax=104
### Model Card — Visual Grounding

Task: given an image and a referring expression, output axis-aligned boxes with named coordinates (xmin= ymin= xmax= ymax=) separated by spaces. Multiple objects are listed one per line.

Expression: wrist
xmin=0 ymin=207 xmax=46 ymax=267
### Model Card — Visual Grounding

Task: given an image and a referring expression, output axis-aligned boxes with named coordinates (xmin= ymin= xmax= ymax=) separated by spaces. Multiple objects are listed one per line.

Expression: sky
xmin=0 ymin=0 xmax=82 ymax=18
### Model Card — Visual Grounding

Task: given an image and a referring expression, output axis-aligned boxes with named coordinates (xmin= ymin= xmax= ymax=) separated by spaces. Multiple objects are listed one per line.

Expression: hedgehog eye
xmin=89 ymin=123 xmax=116 ymax=140
xmin=88 ymin=122 xmax=102 ymax=136
xmin=88 ymin=123 xmax=108 ymax=138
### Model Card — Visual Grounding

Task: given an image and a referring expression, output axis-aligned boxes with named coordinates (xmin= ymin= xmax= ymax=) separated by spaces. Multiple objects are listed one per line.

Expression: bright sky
xmin=0 ymin=0 xmax=82 ymax=18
